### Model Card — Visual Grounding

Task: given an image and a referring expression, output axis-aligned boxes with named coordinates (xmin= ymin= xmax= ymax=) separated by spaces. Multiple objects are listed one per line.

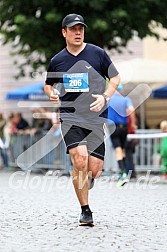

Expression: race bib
xmin=63 ymin=73 xmax=89 ymax=92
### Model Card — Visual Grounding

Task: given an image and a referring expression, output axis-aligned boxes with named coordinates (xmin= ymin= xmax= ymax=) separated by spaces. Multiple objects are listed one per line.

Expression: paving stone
xmin=0 ymin=170 xmax=167 ymax=252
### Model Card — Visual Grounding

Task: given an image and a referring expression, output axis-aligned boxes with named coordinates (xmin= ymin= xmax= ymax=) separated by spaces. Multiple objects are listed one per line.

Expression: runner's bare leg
xmin=69 ymin=145 xmax=89 ymax=206
xmin=88 ymin=155 xmax=103 ymax=179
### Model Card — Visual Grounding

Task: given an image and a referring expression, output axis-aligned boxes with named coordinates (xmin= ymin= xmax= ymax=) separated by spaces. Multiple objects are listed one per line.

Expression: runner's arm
xmin=44 ymin=83 xmax=60 ymax=103
xmin=103 ymin=74 xmax=120 ymax=102
xmin=90 ymin=74 xmax=120 ymax=112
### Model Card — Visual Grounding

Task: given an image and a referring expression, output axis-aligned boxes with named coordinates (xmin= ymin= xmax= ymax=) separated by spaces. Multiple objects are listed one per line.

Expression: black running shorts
xmin=61 ymin=121 xmax=105 ymax=160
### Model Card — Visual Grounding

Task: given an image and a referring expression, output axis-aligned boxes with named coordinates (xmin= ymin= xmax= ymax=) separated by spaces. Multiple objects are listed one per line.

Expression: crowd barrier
xmin=7 ymin=130 xmax=72 ymax=173
xmin=128 ymin=129 xmax=167 ymax=172
xmin=104 ymin=129 xmax=165 ymax=172
xmin=2 ymin=129 xmax=166 ymax=173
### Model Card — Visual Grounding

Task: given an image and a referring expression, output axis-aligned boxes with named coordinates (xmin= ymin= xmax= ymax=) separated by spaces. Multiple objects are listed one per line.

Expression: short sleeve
xmin=102 ymin=50 xmax=119 ymax=79
xmin=45 ymin=61 xmax=56 ymax=86
xmin=126 ymin=97 xmax=133 ymax=108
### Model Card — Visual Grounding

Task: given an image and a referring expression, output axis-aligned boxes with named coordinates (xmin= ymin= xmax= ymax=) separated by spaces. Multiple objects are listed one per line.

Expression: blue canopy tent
xmin=151 ymin=85 xmax=167 ymax=98
xmin=6 ymin=82 xmax=49 ymax=100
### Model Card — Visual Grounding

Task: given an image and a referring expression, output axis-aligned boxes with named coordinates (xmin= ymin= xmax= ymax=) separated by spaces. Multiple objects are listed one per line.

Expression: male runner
xmin=44 ymin=13 xmax=120 ymax=226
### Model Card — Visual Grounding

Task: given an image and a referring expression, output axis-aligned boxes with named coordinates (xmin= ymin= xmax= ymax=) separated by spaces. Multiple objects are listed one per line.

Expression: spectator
xmin=160 ymin=120 xmax=167 ymax=179
xmin=31 ymin=107 xmax=52 ymax=133
xmin=0 ymin=112 xmax=9 ymax=168
xmin=3 ymin=113 xmax=16 ymax=148
xmin=39 ymin=108 xmax=53 ymax=131
xmin=125 ymin=112 xmax=138 ymax=179
xmin=13 ymin=112 xmax=29 ymax=132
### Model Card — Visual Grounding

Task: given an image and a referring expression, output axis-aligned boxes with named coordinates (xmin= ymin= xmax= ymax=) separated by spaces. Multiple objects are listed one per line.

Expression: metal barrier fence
xmin=104 ymin=129 xmax=164 ymax=172
xmin=128 ymin=129 xmax=165 ymax=172
xmin=8 ymin=130 xmax=72 ymax=173
xmin=4 ymin=129 xmax=165 ymax=173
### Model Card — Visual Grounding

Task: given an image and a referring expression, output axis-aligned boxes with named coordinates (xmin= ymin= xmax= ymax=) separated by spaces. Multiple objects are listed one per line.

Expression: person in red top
xmin=125 ymin=112 xmax=138 ymax=179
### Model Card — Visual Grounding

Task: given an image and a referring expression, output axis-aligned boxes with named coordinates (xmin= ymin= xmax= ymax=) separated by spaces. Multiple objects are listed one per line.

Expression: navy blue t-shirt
xmin=45 ymin=43 xmax=119 ymax=124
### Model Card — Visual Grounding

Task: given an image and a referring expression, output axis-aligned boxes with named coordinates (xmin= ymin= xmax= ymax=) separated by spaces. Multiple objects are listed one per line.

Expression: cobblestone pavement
xmin=0 ymin=169 xmax=167 ymax=252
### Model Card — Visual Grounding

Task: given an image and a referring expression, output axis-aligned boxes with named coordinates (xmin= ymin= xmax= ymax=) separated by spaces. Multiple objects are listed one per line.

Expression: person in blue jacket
xmin=107 ymin=84 xmax=136 ymax=186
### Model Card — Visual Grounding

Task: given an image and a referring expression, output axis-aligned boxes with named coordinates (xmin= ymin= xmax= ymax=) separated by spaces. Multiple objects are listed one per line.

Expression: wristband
xmin=102 ymin=93 xmax=110 ymax=104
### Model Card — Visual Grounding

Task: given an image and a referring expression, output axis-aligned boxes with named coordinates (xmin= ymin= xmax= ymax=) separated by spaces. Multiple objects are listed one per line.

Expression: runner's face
xmin=62 ymin=24 xmax=84 ymax=46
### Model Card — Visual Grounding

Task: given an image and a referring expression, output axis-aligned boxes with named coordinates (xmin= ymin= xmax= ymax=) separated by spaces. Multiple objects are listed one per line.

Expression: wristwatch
xmin=102 ymin=93 xmax=110 ymax=104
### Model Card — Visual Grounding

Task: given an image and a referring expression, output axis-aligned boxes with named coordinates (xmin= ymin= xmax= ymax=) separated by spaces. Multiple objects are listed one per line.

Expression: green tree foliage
xmin=0 ymin=0 xmax=167 ymax=77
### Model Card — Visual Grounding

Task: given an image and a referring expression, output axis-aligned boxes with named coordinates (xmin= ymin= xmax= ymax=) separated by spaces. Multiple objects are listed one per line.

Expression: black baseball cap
xmin=62 ymin=14 xmax=87 ymax=28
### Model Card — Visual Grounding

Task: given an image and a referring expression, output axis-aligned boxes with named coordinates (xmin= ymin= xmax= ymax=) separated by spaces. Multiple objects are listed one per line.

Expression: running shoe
xmin=117 ymin=173 xmax=129 ymax=187
xmin=79 ymin=209 xmax=94 ymax=226
xmin=88 ymin=177 xmax=95 ymax=190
